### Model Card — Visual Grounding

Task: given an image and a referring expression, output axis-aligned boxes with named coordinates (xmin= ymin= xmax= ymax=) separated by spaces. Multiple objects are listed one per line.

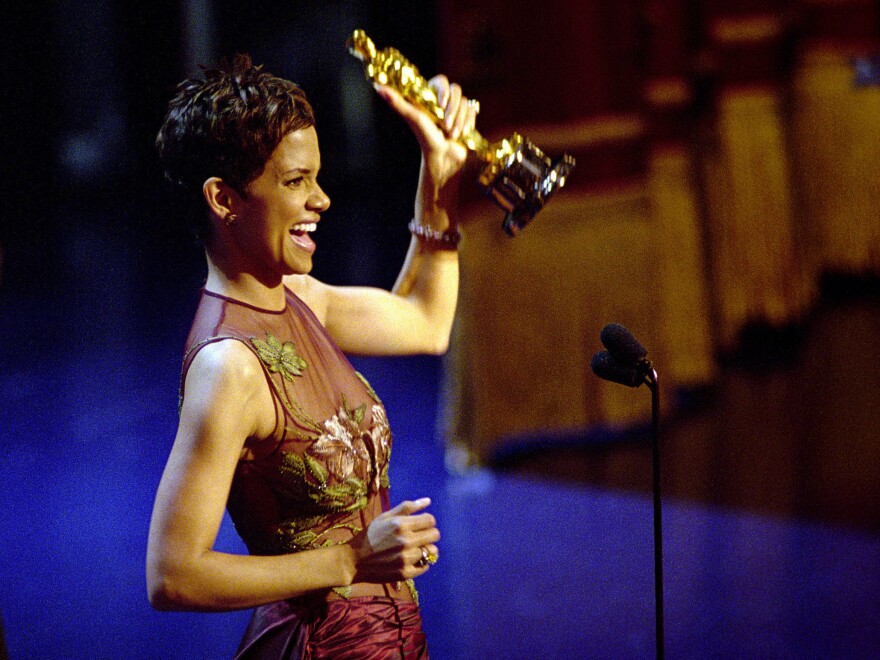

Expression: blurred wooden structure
xmin=436 ymin=0 xmax=880 ymax=466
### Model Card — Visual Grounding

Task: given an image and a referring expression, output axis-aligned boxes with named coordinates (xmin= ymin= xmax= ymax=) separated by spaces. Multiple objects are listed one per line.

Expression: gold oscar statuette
xmin=347 ymin=29 xmax=575 ymax=236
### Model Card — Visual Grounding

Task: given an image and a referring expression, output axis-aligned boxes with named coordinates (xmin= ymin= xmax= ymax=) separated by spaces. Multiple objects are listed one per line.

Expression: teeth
xmin=291 ymin=223 xmax=317 ymax=233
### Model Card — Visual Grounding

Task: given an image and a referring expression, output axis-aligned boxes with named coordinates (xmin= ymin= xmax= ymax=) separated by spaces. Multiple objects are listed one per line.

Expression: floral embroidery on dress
xmin=277 ymin=448 xmax=369 ymax=516
xmin=272 ymin=401 xmax=394 ymax=556
xmin=332 ymin=585 xmax=353 ymax=599
xmin=310 ymin=403 xmax=371 ymax=484
xmin=278 ymin=390 xmax=324 ymax=435
xmin=405 ymin=579 xmax=419 ymax=605
xmin=304 ymin=401 xmax=391 ymax=495
xmin=356 ymin=371 xmax=382 ymax=405
xmin=272 ymin=514 xmax=363 ymax=554
xmin=250 ymin=332 xmax=308 ymax=380
xmin=368 ymin=406 xmax=392 ymax=490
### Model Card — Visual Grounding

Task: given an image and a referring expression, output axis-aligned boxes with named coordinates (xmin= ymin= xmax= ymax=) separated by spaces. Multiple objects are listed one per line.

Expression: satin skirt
xmin=233 ymin=596 xmax=429 ymax=659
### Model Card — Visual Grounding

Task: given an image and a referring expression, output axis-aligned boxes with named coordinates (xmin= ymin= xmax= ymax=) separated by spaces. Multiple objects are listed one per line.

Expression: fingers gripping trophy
xmin=347 ymin=30 xmax=576 ymax=236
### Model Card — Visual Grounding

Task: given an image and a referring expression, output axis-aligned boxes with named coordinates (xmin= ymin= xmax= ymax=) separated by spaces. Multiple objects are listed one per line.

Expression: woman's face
xmin=231 ymin=126 xmax=330 ymax=279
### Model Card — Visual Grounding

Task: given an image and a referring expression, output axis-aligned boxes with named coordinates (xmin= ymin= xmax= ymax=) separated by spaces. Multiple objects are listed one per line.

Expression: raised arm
xmin=290 ymin=76 xmax=476 ymax=357
xmin=146 ymin=340 xmax=439 ymax=611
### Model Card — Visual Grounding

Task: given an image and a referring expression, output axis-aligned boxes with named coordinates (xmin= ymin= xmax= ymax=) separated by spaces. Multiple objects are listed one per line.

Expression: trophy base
xmin=479 ymin=135 xmax=576 ymax=237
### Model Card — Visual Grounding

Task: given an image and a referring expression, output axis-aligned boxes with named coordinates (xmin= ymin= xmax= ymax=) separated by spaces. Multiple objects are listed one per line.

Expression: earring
xmin=225 ymin=213 xmax=238 ymax=227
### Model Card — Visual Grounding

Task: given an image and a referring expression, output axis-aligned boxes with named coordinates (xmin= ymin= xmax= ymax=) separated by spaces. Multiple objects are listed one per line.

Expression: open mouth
xmin=290 ymin=222 xmax=317 ymax=237
xmin=289 ymin=222 xmax=318 ymax=255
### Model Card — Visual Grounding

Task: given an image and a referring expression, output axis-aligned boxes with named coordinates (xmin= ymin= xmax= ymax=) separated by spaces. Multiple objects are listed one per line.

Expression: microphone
xmin=590 ymin=350 xmax=644 ymax=388
xmin=592 ymin=323 xmax=654 ymax=388
xmin=600 ymin=322 xmax=647 ymax=364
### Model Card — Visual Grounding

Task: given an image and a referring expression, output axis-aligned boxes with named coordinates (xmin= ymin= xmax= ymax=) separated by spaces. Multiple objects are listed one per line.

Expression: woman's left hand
xmin=373 ymin=75 xmax=476 ymax=193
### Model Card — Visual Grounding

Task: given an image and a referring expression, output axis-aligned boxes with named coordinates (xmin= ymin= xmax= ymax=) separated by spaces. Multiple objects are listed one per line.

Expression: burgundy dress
xmin=180 ymin=288 xmax=429 ymax=659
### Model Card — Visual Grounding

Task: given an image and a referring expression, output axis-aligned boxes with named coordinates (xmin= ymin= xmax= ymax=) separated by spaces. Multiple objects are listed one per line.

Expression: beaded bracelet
xmin=407 ymin=219 xmax=461 ymax=249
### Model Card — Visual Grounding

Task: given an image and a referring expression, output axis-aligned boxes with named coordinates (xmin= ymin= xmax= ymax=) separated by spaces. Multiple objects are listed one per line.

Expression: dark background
xmin=1 ymin=1 xmax=440 ymax=300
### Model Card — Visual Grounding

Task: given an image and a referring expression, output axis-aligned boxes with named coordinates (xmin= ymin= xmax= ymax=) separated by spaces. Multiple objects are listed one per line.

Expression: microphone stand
xmin=642 ymin=364 xmax=663 ymax=660
xmin=592 ymin=339 xmax=665 ymax=658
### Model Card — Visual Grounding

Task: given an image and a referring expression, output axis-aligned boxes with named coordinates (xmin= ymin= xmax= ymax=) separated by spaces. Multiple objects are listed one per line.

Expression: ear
xmin=202 ymin=177 xmax=241 ymax=221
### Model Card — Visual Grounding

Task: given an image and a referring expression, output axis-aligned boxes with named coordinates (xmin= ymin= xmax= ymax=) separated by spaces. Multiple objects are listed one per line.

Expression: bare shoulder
xmin=187 ymin=338 xmax=264 ymax=387
xmin=283 ymin=274 xmax=331 ymax=323
xmin=181 ymin=338 xmax=276 ymax=441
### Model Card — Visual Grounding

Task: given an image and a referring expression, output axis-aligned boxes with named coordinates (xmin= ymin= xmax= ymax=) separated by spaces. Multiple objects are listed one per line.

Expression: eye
xmin=285 ymin=176 xmax=305 ymax=187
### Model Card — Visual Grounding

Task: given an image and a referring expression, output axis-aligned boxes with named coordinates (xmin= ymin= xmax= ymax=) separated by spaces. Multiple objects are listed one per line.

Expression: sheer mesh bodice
xmin=180 ymin=288 xmax=414 ymax=604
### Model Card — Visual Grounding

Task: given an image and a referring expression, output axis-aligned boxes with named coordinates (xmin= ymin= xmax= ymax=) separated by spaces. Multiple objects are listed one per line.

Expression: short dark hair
xmin=156 ymin=54 xmax=315 ymax=239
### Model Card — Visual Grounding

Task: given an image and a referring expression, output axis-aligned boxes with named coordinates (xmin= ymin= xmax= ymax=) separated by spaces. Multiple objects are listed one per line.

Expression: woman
xmin=146 ymin=53 xmax=476 ymax=657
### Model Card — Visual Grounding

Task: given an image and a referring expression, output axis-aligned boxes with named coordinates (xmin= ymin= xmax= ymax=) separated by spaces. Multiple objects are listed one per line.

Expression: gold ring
xmin=467 ymin=98 xmax=480 ymax=114
xmin=416 ymin=546 xmax=430 ymax=568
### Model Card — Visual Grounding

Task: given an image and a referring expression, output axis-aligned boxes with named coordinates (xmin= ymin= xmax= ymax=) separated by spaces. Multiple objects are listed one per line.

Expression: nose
xmin=309 ymin=184 xmax=331 ymax=212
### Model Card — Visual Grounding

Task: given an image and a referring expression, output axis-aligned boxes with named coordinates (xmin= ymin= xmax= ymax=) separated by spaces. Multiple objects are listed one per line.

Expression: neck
xmin=204 ymin=249 xmax=286 ymax=311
